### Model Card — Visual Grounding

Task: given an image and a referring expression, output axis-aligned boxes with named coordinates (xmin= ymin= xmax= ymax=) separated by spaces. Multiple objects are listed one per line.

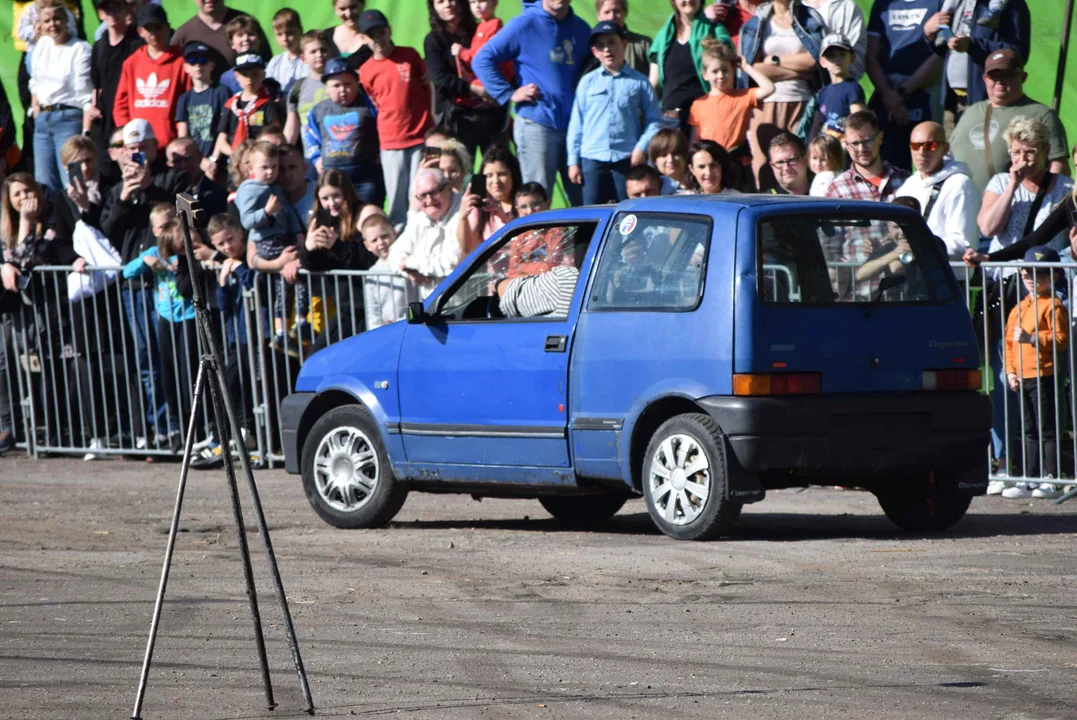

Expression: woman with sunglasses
xmin=893 ymin=120 xmax=979 ymax=260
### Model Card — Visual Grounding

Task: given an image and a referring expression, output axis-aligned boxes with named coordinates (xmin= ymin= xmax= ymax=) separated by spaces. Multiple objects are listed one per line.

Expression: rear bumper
xmin=699 ymin=392 xmax=991 ymax=477
xmin=281 ymin=392 xmax=316 ymax=475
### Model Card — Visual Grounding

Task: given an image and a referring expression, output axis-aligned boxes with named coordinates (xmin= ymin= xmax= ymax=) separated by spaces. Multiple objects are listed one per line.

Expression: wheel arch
xmin=297 ymin=388 xmax=382 ymax=471
xmin=626 ymin=395 xmax=711 ymax=492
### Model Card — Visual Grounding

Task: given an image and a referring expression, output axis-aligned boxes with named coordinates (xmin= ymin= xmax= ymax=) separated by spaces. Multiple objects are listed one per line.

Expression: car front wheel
xmin=642 ymin=413 xmax=741 ymax=541
xmin=301 ymin=404 xmax=408 ymax=529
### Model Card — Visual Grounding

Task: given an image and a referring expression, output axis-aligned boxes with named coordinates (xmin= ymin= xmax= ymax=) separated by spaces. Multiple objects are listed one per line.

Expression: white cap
xmin=820 ymin=33 xmax=854 ymax=56
xmin=123 ymin=118 xmax=156 ymax=145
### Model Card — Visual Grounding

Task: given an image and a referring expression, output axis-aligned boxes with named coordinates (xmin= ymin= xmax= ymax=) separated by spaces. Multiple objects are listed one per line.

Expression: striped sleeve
xmin=499 ymin=266 xmax=580 ymax=318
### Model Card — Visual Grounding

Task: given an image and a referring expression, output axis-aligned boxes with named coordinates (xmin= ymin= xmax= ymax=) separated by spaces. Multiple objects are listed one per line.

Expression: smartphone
xmin=67 ymin=161 xmax=84 ymax=186
xmin=937 ymin=25 xmax=954 ymax=42
xmin=423 ymin=145 xmax=442 ymax=161
xmin=469 ymin=172 xmax=487 ymax=198
xmin=131 ymin=151 xmax=146 ymax=167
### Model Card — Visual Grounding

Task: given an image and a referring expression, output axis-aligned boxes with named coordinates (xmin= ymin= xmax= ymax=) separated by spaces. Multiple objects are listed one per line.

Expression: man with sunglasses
xmin=950 ymin=49 xmax=1068 ymax=192
xmin=388 ymin=169 xmax=464 ymax=300
xmin=895 ymin=120 xmax=979 ymax=258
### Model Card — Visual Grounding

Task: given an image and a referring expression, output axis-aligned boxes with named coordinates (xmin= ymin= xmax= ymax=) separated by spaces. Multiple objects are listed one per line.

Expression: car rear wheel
xmin=301 ymin=404 xmax=408 ymax=529
xmin=642 ymin=413 xmax=741 ymax=541
xmin=875 ymin=472 xmax=972 ymax=533
xmin=539 ymin=494 xmax=629 ymax=528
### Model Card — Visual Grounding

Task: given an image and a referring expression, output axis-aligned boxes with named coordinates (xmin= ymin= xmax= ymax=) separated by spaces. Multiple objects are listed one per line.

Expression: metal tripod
xmin=130 ymin=194 xmax=314 ymax=719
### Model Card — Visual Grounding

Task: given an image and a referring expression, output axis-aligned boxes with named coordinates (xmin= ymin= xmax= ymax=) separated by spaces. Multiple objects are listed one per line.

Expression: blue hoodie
xmin=473 ymin=3 xmax=591 ymax=132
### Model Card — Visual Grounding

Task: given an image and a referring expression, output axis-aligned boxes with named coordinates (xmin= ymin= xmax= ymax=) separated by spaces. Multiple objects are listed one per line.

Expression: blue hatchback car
xmin=281 ymin=195 xmax=991 ymax=540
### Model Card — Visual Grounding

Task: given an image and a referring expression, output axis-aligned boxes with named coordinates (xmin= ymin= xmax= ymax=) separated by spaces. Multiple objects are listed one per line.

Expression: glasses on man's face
xmin=415 ymin=184 xmax=447 ymax=202
xmin=110 ymin=141 xmax=125 ymax=149
xmin=770 ymin=156 xmax=803 ymax=169
xmin=846 ymin=134 xmax=879 ymax=150
xmin=909 ymin=140 xmax=939 ymax=152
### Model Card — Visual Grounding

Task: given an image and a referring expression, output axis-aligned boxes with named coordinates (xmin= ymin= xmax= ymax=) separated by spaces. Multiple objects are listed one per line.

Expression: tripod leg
xmin=209 ymin=333 xmax=315 ymax=714
xmin=131 ymin=362 xmax=206 ymax=720
xmin=202 ymin=363 xmax=278 ymax=711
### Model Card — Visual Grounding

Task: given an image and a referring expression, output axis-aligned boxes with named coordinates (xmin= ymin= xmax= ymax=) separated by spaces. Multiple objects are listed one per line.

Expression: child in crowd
xmin=647 ymin=128 xmax=691 ymax=195
xmin=591 ymin=0 xmax=652 ymax=74
xmin=307 ymin=58 xmax=380 ymax=203
xmin=113 ymin=4 xmax=190 ymax=148
xmin=361 ymin=213 xmax=418 ymax=330
xmin=220 ymin=14 xmax=282 ymax=97
xmin=811 ymin=34 xmax=866 ymax=140
xmin=808 ymin=134 xmax=844 ymax=197
xmin=358 ymin=10 xmax=434 ymax=229
xmin=208 ymin=213 xmax=259 ymax=455
xmin=453 ymin=0 xmax=515 ymax=89
xmin=267 ymin=8 xmax=308 ymax=97
xmin=122 ymin=209 xmax=201 ymax=452
xmin=1003 ymin=246 xmax=1068 ymax=498
xmin=507 ymin=182 xmax=569 ymax=278
xmin=175 ymin=41 xmax=232 ymax=159
xmin=235 ymin=142 xmax=308 ymax=350
xmin=213 ymin=54 xmax=285 ymax=158
xmin=567 ymin=21 xmax=666 ymax=205
xmin=514 ymin=181 xmax=550 ymax=217
xmin=688 ymin=39 xmax=774 ymax=154
xmin=285 ymin=31 xmax=329 ymax=162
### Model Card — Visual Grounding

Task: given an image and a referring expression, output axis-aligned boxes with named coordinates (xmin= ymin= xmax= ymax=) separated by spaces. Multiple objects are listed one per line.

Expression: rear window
xmin=758 ymin=215 xmax=955 ymax=305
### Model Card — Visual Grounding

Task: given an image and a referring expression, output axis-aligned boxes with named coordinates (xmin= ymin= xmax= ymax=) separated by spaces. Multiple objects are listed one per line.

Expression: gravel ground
xmin=2 ymin=455 xmax=1076 ymax=719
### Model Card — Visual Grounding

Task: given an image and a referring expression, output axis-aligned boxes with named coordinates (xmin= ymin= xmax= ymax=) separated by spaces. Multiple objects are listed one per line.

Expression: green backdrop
xmin=2 ymin=0 xmax=1074 ymax=155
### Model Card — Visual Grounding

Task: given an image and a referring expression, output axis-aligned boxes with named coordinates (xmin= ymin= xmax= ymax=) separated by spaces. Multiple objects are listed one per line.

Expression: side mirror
xmin=406 ymin=301 xmax=427 ymax=324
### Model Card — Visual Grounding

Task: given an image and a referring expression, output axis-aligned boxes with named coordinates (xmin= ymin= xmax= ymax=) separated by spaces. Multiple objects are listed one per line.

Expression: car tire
xmin=539 ymin=493 xmax=629 ymax=528
xmin=642 ymin=413 xmax=741 ymax=541
xmin=875 ymin=472 xmax=972 ymax=533
xmin=301 ymin=404 xmax=408 ymax=529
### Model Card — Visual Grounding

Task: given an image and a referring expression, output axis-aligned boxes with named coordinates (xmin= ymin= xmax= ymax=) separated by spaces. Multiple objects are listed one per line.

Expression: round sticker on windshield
xmin=619 ymin=214 xmax=638 ymax=236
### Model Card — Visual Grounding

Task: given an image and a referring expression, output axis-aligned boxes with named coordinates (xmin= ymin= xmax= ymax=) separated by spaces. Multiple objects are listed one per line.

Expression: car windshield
xmin=758 ymin=214 xmax=955 ymax=305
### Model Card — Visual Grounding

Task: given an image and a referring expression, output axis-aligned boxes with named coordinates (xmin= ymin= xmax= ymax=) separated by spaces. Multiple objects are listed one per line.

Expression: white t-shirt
xmin=267 ymin=52 xmax=309 ymax=97
xmin=986 ymin=171 xmax=1075 ymax=276
xmin=810 ymin=171 xmax=835 ymax=197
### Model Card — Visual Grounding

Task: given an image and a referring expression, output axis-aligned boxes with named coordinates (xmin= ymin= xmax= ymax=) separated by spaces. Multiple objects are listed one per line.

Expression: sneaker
xmin=1001 ymin=483 xmax=1034 ymax=499
xmin=987 ymin=480 xmax=1007 ymax=495
xmin=191 ymin=435 xmax=215 ymax=452
xmin=290 ymin=319 xmax=314 ymax=344
xmin=1032 ymin=482 xmax=1063 ymax=499
xmin=270 ymin=331 xmax=301 ymax=359
xmin=83 ymin=438 xmax=106 ymax=462
xmin=190 ymin=442 xmax=224 ymax=469
xmin=135 ymin=436 xmax=147 ymax=450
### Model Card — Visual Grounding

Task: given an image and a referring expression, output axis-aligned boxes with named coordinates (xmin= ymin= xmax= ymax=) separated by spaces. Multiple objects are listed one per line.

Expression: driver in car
xmin=495 ymin=265 xmax=580 ymax=318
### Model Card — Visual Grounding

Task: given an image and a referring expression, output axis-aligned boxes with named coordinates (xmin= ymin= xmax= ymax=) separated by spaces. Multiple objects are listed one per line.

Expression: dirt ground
xmin=2 ymin=456 xmax=1076 ymax=720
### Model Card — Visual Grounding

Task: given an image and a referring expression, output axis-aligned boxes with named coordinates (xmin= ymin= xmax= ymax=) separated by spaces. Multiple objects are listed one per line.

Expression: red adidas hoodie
xmin=113 ymin=45 xmax=190 ymax=147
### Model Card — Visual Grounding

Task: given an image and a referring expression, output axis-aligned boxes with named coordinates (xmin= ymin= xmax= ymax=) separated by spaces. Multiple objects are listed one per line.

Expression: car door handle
xmin=544 ymin=335 xmax=567 ymax=353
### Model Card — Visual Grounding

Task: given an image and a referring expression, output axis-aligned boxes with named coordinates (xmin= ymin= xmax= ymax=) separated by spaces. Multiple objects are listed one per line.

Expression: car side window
xmin=436 ymin=222 xmax=596 ymax=321
xmin=588 ymin=213 xmax=712 ymax=311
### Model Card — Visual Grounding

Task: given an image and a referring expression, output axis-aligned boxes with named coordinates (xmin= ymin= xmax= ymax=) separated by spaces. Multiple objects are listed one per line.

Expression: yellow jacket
xmin=1005 ymin=293 xmax=1069 ymax=378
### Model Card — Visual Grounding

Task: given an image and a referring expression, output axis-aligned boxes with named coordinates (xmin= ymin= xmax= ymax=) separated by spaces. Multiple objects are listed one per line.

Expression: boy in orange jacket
xmin=1004 ymin=246 xmax=1068 ymax=496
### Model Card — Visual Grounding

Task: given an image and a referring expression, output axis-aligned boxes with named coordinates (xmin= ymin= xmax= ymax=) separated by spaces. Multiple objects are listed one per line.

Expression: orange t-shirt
xmin=687 ymin=89 xmax=761 ymax=151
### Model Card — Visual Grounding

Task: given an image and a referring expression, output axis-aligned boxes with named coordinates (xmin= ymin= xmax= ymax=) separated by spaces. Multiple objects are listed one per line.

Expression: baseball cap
xmin=589 ymin=20 xmax=627 ymax=45
xmin=985 ymin=48 xmax=1024 ymax=74
xmin=234 ymin=53 xmax=266 ymax=71
xmin=358 ymin=9 xmax=389 ymax=34
xmin=321 ymin=57 xmax=357 ymax=83
xmin=1023 ymin=246 xmax=1060 ymax=264
xmin=135 ymin=3 xmax=168 ymax=27
xmin=820 ymin=33 xmax=854 ymax=55
xmin=123 ymin=119 xmax=156 ymax=146
xmin=182 ymin=41 xmax=212 ymax=61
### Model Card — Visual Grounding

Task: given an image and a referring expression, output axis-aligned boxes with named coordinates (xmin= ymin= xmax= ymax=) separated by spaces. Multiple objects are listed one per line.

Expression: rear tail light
xmin=922 ymin=369 xmax=982 ymax=391
xmin=733 ymin=373 xmax=822 ymax=396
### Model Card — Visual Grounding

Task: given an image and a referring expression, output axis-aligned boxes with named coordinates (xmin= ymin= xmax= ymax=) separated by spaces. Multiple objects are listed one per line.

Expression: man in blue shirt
xmin=473 ymin=0 xmax=591 ymax=207
xmin=566 ymin=22 xmax=667 ymax=206
xmin=866 ymin=0 xmax=943 ymax=170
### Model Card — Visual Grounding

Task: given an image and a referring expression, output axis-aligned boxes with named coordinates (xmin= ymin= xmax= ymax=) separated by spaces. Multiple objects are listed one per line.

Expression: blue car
xmin=281 ymin=195 xmax=991 ymax=540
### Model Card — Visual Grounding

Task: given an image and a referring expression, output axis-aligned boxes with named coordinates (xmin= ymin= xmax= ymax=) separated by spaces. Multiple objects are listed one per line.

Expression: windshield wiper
xmin=864 ymin=275 xmax=906 ymax=318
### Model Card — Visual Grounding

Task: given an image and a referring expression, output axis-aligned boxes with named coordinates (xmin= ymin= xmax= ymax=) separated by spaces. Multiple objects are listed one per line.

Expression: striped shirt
xmin=499 ymin=266 xmax=580 ymax=319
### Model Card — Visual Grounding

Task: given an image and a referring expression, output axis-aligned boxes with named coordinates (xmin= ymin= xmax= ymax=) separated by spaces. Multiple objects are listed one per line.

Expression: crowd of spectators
xmin=0 ymin=0 xmax=1073 ymax=496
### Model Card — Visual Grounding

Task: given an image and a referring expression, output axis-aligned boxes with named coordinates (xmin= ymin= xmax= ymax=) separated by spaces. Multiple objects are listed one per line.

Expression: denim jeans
xmin=121 ymin=286 xmax=169 ymax=438
xmin=33 ymin=107 xmax=83 ymax=195
xmin=513 ymin=116 xmax=583 ymax=207
xmin=581 ymin=157 xmax=632 ymax=206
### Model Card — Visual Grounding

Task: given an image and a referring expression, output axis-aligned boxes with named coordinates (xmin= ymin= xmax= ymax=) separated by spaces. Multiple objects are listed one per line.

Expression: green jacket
xmin=648 ymin=15 xmax=732 ymax=94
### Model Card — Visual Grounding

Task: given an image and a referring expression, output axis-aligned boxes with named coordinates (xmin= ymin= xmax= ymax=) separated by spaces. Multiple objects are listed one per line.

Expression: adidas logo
xmin=135 ymin=73 xmax=171 ymax=109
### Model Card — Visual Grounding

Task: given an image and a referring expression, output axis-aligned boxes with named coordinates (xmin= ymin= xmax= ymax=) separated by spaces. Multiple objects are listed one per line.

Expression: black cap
xmin=321 ymin=57 xmax=356 ymax=83
xmin=589 ymin=20 xmax=627 ymax=45
xmin=182 ymin=41 xmax=212 ymax=61
xmin=94 ymin=0 xmax=127 ymax=9
xmin=135 ymin=3 xmax=168 ymax=27
xmin=358 ymin=10 xmax=389 ymax=34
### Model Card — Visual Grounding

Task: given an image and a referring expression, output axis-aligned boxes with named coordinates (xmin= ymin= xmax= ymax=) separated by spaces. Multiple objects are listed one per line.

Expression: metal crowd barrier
xmin=2 ymin=261 xmax=1075 ymax=493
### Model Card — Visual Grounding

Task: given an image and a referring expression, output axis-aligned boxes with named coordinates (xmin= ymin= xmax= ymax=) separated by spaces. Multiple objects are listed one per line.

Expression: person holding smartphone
xmin=456 ymin=143 xmax=520 ymax=256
